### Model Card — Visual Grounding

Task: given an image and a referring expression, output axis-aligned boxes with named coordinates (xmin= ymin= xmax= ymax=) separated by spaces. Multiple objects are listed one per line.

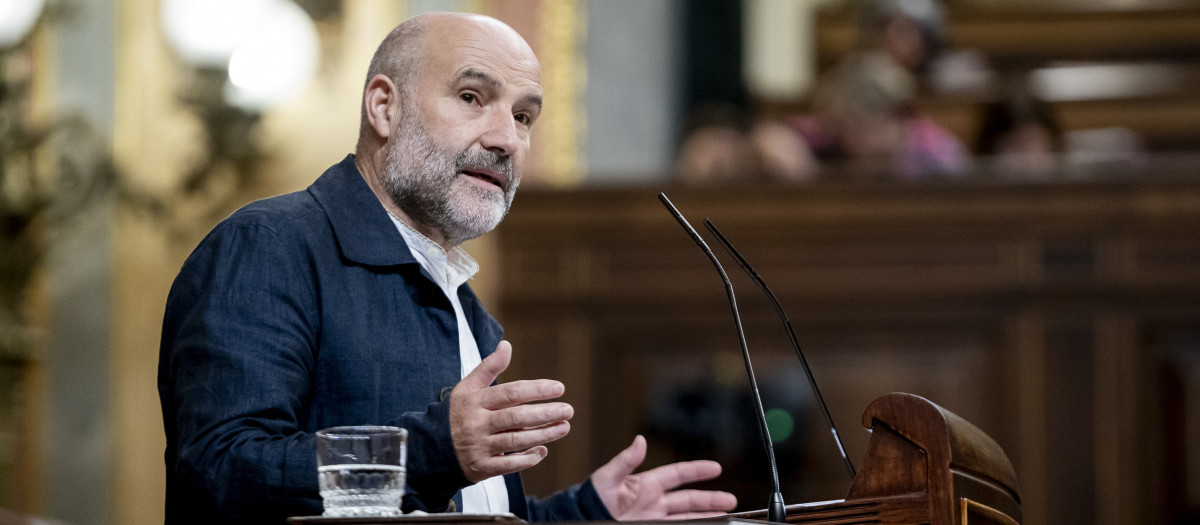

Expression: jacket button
xmin=439 ymin=386 xmax=454 ymax=402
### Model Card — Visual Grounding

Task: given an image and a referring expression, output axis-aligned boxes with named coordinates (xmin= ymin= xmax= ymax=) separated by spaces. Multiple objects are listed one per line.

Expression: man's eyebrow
xmin=457 ymin=68 xmax=501 ymax=89
xmin=523 ymin=94 xmax=543 ymax=114
xmin=457 ymin=68 xmax=543 ymax=113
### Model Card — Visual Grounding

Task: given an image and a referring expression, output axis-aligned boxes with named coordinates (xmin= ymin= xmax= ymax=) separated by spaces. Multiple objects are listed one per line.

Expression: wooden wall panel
xmin=494 ymin=179 xmax=1200 ymax=525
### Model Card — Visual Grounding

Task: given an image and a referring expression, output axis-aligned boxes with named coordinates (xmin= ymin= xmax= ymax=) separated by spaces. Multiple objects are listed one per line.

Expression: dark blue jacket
xmin=158 ymin=155 xmax=612 ymax=524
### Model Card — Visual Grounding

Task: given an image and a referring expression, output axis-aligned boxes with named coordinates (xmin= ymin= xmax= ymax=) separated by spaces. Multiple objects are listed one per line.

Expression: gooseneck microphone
xmin=703 ymin=219 xmax=857 ymax=481
xmin=657 ymin=193 xmax=787 ymax=523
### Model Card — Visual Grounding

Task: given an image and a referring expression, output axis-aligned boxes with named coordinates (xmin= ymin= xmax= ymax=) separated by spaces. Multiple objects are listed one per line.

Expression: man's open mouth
xmin=462 ymin=169 xmax=504 ymax=190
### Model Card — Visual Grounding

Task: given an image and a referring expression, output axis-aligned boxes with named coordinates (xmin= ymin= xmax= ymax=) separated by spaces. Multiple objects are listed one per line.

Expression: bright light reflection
xmin=225 ymin=0 xmax=319 ymax=110
xmin=0 ymin=0 xmax=44 ymax=48
xmin=161 ymin=0 xmax=276 ymax=67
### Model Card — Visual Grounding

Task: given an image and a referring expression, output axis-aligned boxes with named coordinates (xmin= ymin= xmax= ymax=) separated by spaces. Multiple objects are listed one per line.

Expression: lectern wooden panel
xmin=733 ymin=393 xmax=1021 ymax=525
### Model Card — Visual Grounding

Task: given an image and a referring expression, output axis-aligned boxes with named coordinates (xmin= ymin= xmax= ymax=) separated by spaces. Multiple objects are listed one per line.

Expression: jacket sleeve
xmin=161 ymin=219 xmax=324 ymax=522
xmin=161 ymin=218 xmax=475 ymax=522
xmin=522 ymin=478 xmax=615 ymax=522
xmin=387 ymin=397 xmax=471 ymax=513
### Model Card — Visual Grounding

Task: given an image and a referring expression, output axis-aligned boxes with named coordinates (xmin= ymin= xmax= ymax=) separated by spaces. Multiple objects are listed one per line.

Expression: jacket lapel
xmin=308 ymin=154 xmax=418 ymax=268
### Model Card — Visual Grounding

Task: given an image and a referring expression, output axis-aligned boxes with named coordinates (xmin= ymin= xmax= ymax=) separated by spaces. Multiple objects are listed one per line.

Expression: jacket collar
xmin=308 ymin=154 xmax=419 ymax=267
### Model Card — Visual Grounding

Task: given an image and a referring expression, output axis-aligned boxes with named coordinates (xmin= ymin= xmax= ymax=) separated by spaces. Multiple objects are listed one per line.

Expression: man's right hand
xmin=448 ymin=340 xmax=573 ymax=483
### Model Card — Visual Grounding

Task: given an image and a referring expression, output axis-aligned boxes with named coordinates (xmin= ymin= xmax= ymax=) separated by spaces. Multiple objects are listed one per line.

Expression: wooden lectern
xmin=291 ymin=393 xmax=1020 ymax=525
xmin=733 ymin=392 xmax=1022 ymax=525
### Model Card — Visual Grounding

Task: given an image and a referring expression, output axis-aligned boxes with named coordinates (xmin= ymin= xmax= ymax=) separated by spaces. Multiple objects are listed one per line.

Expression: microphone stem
xmin=718 ymin=260 xmax=780 ymax=485
xmin=704 ymin=219 xmax=857 ymax=481
xmin=658 ymin=194 xmax=786 ymax=522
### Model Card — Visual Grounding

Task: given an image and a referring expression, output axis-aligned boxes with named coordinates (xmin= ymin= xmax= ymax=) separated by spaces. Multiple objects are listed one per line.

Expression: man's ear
xmin=363 ymin=74 xmax=402 ymax=140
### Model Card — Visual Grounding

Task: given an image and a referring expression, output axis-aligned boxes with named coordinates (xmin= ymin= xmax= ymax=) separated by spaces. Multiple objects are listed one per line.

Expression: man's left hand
xmin=591 ymin=435 xmax=738 ymax=521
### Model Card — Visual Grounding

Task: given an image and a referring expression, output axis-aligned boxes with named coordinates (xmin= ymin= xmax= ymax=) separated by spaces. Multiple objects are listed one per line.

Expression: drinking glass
xmin=317 ymin=426 xmax=408 ymax=517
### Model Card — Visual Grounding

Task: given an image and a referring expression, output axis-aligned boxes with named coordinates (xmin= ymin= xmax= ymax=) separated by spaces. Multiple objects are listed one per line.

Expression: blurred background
xmin=2 ymin=0 xmax=1199 ymax=524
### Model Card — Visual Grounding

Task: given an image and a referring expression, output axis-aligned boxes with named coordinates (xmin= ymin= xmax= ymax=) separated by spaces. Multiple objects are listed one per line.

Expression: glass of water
xmin=317 ymin=426 xmax=408 ymax=517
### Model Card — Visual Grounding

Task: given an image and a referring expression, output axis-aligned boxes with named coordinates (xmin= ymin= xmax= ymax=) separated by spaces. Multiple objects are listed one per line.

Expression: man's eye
xmin=460 ymin=93 xmax=477 ymax=104
xmin=515 ymin=113 xmax=529 ymax=125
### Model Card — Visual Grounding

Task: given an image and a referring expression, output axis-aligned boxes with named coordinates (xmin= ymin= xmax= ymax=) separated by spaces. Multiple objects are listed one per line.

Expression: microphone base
xmin=767 ymin=491 xmax=787 ymax=523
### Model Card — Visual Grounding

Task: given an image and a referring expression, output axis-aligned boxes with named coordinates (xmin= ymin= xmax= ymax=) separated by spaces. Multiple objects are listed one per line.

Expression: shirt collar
xmin=387 ymin=211 xmax=480 ymax=292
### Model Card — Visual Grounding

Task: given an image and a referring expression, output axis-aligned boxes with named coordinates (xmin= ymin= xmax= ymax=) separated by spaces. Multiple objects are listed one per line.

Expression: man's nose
xmin=480 ymin=109 xmax=522 ymax=158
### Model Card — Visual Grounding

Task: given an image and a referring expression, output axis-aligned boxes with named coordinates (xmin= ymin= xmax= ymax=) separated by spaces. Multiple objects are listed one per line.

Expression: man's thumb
xmin=596 ymin=434 xmax=647 ymax=484
xmin=461 ymin=340 xmax=513 ymax=390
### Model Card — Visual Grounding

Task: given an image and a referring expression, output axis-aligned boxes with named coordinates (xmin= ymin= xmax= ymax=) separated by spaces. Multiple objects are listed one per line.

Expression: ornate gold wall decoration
xmin=538 ymin=0 xmax=585 ymax=187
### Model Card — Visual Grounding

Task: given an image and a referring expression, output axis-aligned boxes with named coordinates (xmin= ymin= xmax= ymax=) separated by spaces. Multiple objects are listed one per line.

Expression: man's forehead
xmin=423 ymin=14 xmax=538 ymax=65
xmin=424 ymin=20 xmax=542 ymax=92
xmin=447 ymin=50 xmax=541 ymax=85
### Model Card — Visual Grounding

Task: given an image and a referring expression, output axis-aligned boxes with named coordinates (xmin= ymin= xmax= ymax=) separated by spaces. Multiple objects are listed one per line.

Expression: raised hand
xmin=448 ymin=340 xmax=574 ymax=483
xmin=591 ymin=435 xmax=738 ymax=521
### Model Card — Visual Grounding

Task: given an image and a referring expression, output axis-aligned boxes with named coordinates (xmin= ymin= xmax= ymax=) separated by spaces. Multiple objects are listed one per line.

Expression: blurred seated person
xmin=974 ymin=83 xmax=1063 ymax=178
xmin=674 ymin=104 xmax=816 ymax=185
xmin=857 ymin=0 xmax=945 ymax=79
xmin=789 ymin=52 xmax=969 ymax=180
xmin=856 ymin=0 xmax=997 ymax=98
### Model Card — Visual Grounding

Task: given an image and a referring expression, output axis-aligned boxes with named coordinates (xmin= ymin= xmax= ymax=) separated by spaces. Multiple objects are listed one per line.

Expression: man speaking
xmin=158 ymin=11 xmax=738 ymax=525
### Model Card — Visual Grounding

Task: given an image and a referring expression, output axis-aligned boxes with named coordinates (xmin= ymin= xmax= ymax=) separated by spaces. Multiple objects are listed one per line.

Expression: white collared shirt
xmin=388 ymin=213 xmax=509 ymax=514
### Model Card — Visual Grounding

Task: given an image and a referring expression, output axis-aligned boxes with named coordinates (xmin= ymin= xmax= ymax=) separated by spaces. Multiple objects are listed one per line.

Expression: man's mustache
xmin=456 ymin=151 xmax=511 ymax=175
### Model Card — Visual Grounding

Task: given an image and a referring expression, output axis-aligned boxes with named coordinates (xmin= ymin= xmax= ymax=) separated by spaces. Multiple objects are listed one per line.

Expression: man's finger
xmin=477 ymin=379 xmax=567 ymax=410
xmin=478 ymin=445 xmax=550 ymax=476
xmin=660 ymin=489 xmax=738 ymax=517
xmin=638 ymin=460 xmax=724 ymax=491
xmin=666 ymin=510 xmax=736 ymax=521
xmin=458 ymin=340 xmax=514 ymax=392
xmin=487 ymin=402 xmax=573 ymax=434
xmin=490 ymin=420 xmax=571 ymax=454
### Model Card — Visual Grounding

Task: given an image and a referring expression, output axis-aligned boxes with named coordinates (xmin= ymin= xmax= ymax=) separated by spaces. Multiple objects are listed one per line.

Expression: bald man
xmin=158 ymin=13 xmax=737 ymax=525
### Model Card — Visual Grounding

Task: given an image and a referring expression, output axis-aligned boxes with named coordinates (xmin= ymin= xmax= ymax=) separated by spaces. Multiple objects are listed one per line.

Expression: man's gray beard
xmin=381 ymin=111 xmax=519 ymax=246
